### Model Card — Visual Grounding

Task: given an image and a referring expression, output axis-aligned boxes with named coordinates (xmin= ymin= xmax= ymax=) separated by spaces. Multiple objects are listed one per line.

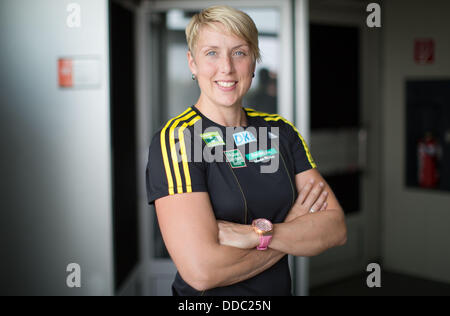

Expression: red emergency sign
xmin=58 ymin=58 xmax=73 ymax=87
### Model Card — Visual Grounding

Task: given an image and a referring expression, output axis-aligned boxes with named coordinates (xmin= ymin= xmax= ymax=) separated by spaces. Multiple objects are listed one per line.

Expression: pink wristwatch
xmin=252 ymin=218 xmax=273 ymax=250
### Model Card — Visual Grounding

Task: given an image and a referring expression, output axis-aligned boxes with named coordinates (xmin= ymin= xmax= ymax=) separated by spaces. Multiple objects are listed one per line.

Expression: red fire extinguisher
xmin=417 ymin=132 xmax=440 ymax=188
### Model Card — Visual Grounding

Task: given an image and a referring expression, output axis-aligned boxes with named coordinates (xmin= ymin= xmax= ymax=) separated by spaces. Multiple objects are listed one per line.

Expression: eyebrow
xmin=200 ymin=44 xmax=249 ymax=51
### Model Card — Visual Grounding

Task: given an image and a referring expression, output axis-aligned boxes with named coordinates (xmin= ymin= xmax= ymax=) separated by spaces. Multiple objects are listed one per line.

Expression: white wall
xmin=382 ymin=0 xmax=450 ymax=283
xmin=0 ymin=0 xmax=114 ymax=295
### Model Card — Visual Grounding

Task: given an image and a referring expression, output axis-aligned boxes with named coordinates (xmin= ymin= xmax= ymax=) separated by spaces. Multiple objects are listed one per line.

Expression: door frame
xmin=135 ymin=0 xmax=311 ymax=296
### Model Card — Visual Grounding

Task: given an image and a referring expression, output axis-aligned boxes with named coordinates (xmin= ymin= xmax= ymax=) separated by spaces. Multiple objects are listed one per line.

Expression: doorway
xmin=137 ymin=0 xmax=300 ymax=296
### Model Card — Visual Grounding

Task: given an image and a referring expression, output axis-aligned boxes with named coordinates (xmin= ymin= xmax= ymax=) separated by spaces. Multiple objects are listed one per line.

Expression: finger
xmin=309 ymin=191 xmax=328 ymax=213
xmin=320 ymin=202 xmax=328 ymax=211
xmin=304 ymin=182 xmax=325 ymax=210
xmin=297 ymin=179 xmax=315 ymax=205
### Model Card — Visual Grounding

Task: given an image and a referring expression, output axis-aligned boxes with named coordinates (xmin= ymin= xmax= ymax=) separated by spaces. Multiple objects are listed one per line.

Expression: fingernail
xmin=319 ymin=182 xmax=324 ymax=187
xmin=323 ymin=191 xmax=328 ymax=196
xmin=310 ymin=179 xmax=315 ymax=184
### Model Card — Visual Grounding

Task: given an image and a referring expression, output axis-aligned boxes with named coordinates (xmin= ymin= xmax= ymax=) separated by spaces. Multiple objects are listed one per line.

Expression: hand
xmin=285 ymin=179 xmax=328 ymax=222
xmin=217 ymin=220 xmax=259 ymax=249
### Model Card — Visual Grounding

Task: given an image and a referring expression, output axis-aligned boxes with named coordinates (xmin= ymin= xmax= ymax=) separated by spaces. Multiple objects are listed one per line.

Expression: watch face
xmin=253 ymin=218 xmax=273 ymax=233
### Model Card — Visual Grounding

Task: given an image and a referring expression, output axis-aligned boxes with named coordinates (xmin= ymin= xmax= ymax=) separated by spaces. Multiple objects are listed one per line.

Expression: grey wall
xmin=382 ymin=0 xmax=450 ymax=283
xmin=0 ymin=0 xmax=114 ymax=295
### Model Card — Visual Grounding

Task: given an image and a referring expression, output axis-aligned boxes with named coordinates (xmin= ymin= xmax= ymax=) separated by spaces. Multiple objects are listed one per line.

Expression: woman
xmin=146 ymin=5 xmax=347 ymax=296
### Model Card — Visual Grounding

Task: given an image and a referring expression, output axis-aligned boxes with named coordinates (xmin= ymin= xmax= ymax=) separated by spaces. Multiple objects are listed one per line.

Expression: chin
xmin=214 ymin=96 xmax=242 ymax=108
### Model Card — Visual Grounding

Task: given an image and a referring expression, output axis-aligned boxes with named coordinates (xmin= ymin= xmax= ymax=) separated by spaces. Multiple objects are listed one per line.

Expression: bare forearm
xmin=204 ymin=245 xmax=285 ymax=289
xmin=270 ymin=208 xmax=347 ymax=257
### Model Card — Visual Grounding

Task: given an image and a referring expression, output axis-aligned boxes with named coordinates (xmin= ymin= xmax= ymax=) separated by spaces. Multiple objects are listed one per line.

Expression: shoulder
xmin=151 ymin=107 xmax=203 ymax=145
xmin=244 ymin=107 xmax=312 ymax=151
xmin=244 ymin=107 xmax=298 ymax=133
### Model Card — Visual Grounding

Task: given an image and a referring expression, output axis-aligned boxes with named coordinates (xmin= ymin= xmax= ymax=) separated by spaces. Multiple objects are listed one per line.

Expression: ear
xmin=187 ymin=50 xmax=198 ymax=76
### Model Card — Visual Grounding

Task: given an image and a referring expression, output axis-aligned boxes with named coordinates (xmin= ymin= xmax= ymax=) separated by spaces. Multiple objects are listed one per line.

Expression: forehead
xmin=196 ymin=23 xmax=248 ymax=49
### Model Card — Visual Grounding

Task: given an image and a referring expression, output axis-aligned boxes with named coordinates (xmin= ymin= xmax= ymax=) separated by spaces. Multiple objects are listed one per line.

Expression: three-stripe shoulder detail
xmin=159 ymin=108 xmax=202 ymax=195
xmin=244 ymin=108 xmax=317 ymax=168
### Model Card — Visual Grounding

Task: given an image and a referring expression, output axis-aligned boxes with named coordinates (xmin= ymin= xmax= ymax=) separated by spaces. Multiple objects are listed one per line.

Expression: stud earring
xmin=252 ymin=73 xmax=255 ymax=78
xmin=192 ymin=74 xmax=196 ymax=81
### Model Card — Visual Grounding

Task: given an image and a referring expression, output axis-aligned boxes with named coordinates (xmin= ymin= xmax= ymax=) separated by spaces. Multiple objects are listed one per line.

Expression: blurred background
xmin=1 ymin=0 xmax=449 ymax=296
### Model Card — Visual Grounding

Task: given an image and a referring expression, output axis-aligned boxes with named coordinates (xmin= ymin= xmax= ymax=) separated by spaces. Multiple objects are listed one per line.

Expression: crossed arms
xmin=154 ymin=168 xmax=347 ymax=291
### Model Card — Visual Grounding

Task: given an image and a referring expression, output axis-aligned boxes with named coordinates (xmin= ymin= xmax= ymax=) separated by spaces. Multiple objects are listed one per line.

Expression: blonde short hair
xmin=185 ymin=5 xmax=261 ymax=62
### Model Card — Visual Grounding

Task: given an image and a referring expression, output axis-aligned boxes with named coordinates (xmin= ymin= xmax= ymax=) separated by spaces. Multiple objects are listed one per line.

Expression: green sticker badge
xmin=200 ymin=131 xmax=225 ymax=147
xmin=246 ymin=148 xmax=278 ymax=162
xmin=224 ymin=149 xmax=247 ymax=168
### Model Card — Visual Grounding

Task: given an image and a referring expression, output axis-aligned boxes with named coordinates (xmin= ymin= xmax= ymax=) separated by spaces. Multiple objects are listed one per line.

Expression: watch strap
xmin=256 ymin=235 xmax=272 ymax=250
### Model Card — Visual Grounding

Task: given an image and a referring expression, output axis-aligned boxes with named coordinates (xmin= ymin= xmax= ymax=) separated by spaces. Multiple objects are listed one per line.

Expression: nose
xmin=219 ymin=54 xmax=233 ymax=74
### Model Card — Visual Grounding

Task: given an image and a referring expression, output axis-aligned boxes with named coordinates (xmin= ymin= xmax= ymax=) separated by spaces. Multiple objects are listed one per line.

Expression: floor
xmin=310 ymin=271 xmax=450 ymax=296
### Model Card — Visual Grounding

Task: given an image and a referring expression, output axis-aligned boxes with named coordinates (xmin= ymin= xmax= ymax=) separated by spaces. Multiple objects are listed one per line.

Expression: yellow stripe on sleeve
xmin=178 ymin=115 xmax=201 ymax=193
xmin=245 ymin=109 xmax=317 ymax=168
xmin=169 ymin=110 xmax=197 ymax=194
xmin=160 ymin=108 xmax=193 ymax=195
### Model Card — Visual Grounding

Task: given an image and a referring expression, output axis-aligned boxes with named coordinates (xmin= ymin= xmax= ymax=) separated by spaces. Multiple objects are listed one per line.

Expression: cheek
xmin=236 ymin=61 xmax=253 ymax=77
xmin=237 ymin=69 xmax=253 ymax=88
xmin=197 ymin=60 xmax=217 ymax=78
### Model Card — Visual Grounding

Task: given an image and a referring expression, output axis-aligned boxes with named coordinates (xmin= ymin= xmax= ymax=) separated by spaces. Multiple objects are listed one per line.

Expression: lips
xmin=215 ymin=80 xmax=238 ymax=91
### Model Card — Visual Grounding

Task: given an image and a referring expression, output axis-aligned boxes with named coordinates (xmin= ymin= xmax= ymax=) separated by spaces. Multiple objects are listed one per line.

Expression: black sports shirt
xmin=146 ymin=105 xmax=316 ymax=296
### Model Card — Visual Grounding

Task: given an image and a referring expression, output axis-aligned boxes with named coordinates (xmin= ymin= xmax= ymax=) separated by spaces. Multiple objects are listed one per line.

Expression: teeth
xmin=217 ymin=81 xmax=236 ymax=88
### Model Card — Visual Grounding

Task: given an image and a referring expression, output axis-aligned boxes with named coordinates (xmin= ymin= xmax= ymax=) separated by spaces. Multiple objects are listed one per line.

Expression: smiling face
xmin=187 ymin=23 xmax=256 ymax=109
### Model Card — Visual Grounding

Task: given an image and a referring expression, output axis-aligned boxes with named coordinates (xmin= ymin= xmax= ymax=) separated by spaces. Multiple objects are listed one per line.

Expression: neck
xmin=195 ymin=95 xmax=247 ymax=127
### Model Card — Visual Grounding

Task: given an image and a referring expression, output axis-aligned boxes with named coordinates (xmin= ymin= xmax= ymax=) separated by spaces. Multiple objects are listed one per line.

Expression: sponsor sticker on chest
xmin=200 ymin=131 xmax=225 ymax=147
xmin=224 ymin=149 xmax=247 ymax=168
xmin=245 ymin=148 xmax=278 ymax=163
xmin=233 ymin=131 xmax=256 ymax=146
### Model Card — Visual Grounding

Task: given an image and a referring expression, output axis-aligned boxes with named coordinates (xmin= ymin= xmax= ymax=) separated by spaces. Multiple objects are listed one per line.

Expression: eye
xmin=206 ymin=51 xmax=217 ymax=56
xmin=234 ymin=51 xmax=246 ymax=56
